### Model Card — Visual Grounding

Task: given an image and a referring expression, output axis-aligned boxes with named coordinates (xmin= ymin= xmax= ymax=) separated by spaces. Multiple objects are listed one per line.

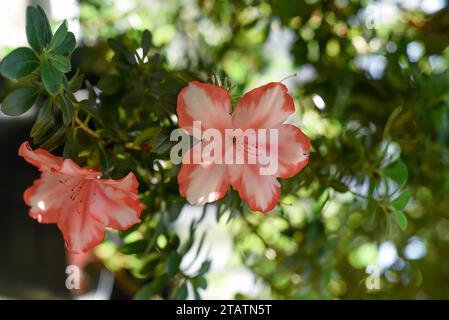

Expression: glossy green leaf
xmin=191 ymin=276 xmax=207 ymax=289
xmin=167 ymin=252 xmax=182 ymax=276
xmin=391 ymin=191 xmax=411 ymax=211
xmin=393 ymin=210 xmax=408 ymax=231
xmin=134 ymin=275 xmax=168 ymax=300
xmin=53 ymin=32 xmax=76 ymax=55
xmin=69 ymin=71 xmax=84 ymax=92
xmin=1 ymin=87 xmax=39 ymax=116
xmin=141 ymin=30 xmax=152 ymax=57
xmin=197 ymin=260 xmax=211 ymax=276
xmin=49 ymin=20 xmax=68 ymax=51
xmin=41 ymin=61 xmax=63 ymax=96
xmin=0 ymin=47 xmax=39 ymax=79
xmin=49 ymin=54 xmax=71 ymax=73
xmin=383 ymin=160 xmax=408 ymax=186
xmin=39 ymin=127 xmax=66 ymax=151
xmin=134 ymin=127 xmax=162 ymax=147
xmin=63 ymin=128 xmax=79 ymax=160
xmin=37 ymin=5 xmax=52 ymax=45
xmin=175 ymin=282 xmax=188 ymax=300
xmin=60 ymin=95 xmax=74 ymax=125
xmin=26 ymin=6 xmax=46 ymax=52
xmin=31 ymin=99 xmax=55 ymax=144
xmin=119 ymin=240 xmax=147 ymax=254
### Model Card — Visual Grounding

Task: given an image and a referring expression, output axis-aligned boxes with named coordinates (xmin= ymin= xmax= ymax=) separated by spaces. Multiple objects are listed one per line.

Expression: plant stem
xmin=75 ymin=117 xmax=100 ymax=139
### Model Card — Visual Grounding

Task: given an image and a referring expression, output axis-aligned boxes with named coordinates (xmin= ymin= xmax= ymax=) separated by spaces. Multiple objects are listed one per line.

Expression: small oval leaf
xmin=1 ymin=87 xmax=39 ymax=116
xmin=0 ymin=47 xmax=39 ymax=79
xmin=393 ymin=210 xmax=408 ymax=231
xmin=41 ymin=61 xmax=63 ymax=96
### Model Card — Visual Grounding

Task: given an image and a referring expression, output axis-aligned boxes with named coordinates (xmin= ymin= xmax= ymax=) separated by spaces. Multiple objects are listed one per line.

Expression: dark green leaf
xmin=53 ymin=32 xmax=76 ymax=55
xmin=167 ymin=252 xmax=182 ymax=276
xmin=49 ymin=20 xmax=68 ymax=51
xmin=391 ymin=191 xmax=411 ymax=211
xmin=192 ymin=276 xmax=207 ymax=289
xmin=37 ymin=5 xmax=53 ymax=45
xmin=39 ymin=127 xmax=66 ymax=151
xmin=393 ymin=210 xmax=408 ymax=231
xmin=31 ymin=99 xmax=55 ymax=144
xmin=134 ymin=275 xmax=168 ymax=300
xmin=26 ymin=6 xmax=46 ymax=52
xmin=141 ymin=30 xmax=152 ymax=57
xmin=175 ymin=282 xmax=188 ymax=300
xmin=0 ymin=47 xmax=39 ymax=79
xmin=168 ymin=199 xmax=185 ymax=222
xmin=49 ymin=54 xmax=71 ymax=73
xmin=108 ymin=38 xmax=136 ymax=65
xmin=69 ymin=71 xmax=84 ymax=92
xmin=63 ymin=128 xmax=78 ymax=160
xmin=79 ymin=99 xmax=100 ymax=120
xmin=41 ymin=61 xmax=63 ymax=96
xmin=382 ymin=160 xmax=408 ymax=186
xmin=60 ymin=95 xmax=74 ymax=125
xmin=1 ymin=87 xmax=39 ymax=116
xmin=197 ymin=260 xmax=211 ymax=276
xmin=119 ymin=240 xmax=147 ymax=254
xmin=134 ymin=127 xmax=162 ymax=147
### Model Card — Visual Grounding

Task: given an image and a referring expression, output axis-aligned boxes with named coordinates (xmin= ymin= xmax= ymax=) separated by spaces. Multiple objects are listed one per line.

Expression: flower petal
xmin=59 ymin=158 xmax=100 ymax=177
xmin=177 ymin=81 xmax=232 ymax=134
xmin=276 ymin=124 xmax=311 ymax=179
xmin=24 ymin=171 xmax=74 ymax=223
xmin=89 ymin=173 xmax=142 ymax=230
xmin=229 ymin=164 xmax=281 ymax=213
xmin=233 ymin=82 xmax=295 ymax=130
xmin=55 ymin=179 xmax=106 ymax=253
xmin=178 ymin=143 xmax=230 ymax=205
xmin=18 ymin=141 xmax=63 ymax=171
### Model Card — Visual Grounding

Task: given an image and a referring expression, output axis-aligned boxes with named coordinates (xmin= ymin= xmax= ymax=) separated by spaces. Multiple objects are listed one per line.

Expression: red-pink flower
xmin=19 ymin=142 xmax=143 ymax=253
xmin=177 ymin=81 xmax=311 ymax=212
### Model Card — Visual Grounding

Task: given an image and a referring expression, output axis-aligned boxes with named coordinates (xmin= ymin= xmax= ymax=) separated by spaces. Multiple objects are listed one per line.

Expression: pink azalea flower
xmin=177 ymin=81 xmax=311 ymax=212
xmin=19 ymin=141 xmax=143 ymax=253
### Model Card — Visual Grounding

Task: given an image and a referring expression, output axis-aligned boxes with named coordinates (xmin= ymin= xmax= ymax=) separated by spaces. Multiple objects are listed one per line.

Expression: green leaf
xmin=192 ymin=276 xmax=207 ymax=289
xmin=49 ymin=20 xmax=68 ymax=51
xmin=0 ymin=47 xmax=39 ymax=79
xmin=134 ymin=276 xmax=168 ymax=300
xmin=108 ymin=38 xmax=136 ymax=65
xmin=141 ymin=30 xmax=152 ymax=57
xmin=167 ymin=252 xmax=182 ymax=276
xmin=60 ymin=95 xmax=74 ymax=125
xmin=1 ymin=87 xmax=39 ymax=116
xmin=53 ymin=32 xmax=76 ymax=55
xmin=37 ymin=5 xmax=53 ymax=45
xmin=119 ymin=240 xmax=147 ymax=255
xmin=63 ymin=128 xmax=78 ymax=160
xmin=175 ymin=282 xmax=188 ymax=300
xmin=382 ymin=160 xmax=408 ymax=186
xmin=393 ymin=210 xmax=408 ymax=231
xmin=391 ymin=191 xmax=411 ymax=211
xmin=69 ymin=71 xmax=84 ymax=92
xmin=79 ymin=99 xmax=100 ymax=120
xmin=41 ymin=61 xmax=64 ymax=96
xmin=49 ymin=54 xmax=71 ymax=73
xmin=197 ymin=260 xmax=211 ymax=276
xmin=134 ymin=127 xmax=162 ymax=147
xmin=39 ymin=127 xmax=66 ymax=151
xmin=26 ymin=6 xmax=46 ymax=52
xmin=31 ymin=99 xmax=55 ymax=144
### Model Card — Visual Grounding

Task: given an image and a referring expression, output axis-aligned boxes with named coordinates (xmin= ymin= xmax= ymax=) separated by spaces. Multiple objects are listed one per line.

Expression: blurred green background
xmin=1 ymin=0 xmax=449 ymax=299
